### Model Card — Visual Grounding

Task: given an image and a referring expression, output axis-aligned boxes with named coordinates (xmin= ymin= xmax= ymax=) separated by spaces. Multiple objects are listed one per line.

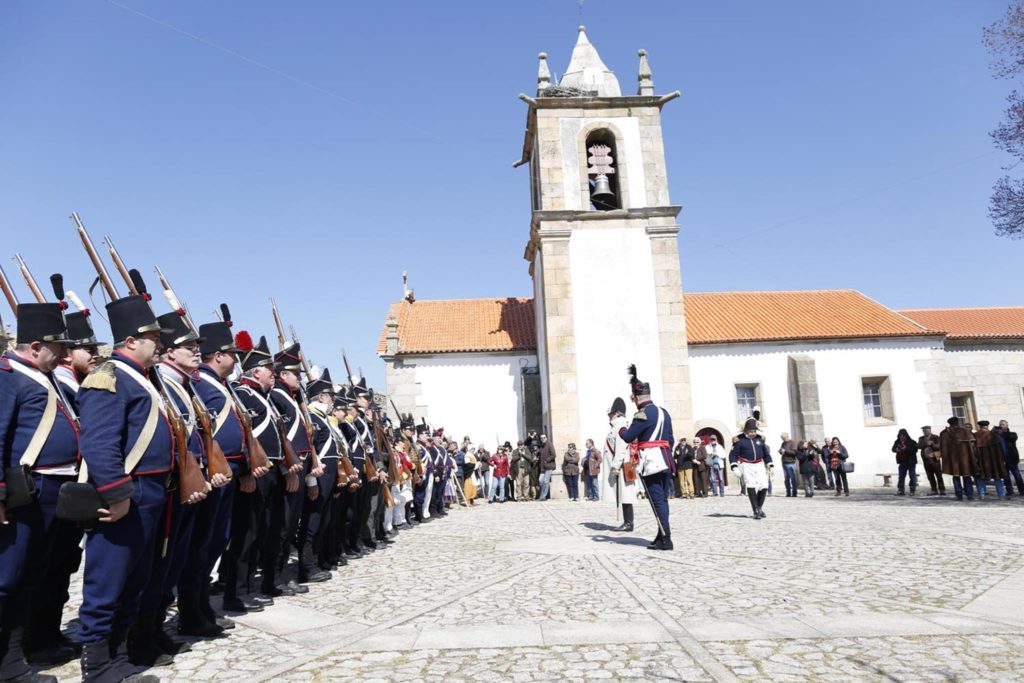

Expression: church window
xmin=735 ymin=384 xmax=760 ymax=425
xmin=862 ymin=376 xmax=895 ymax=425
xmin=585 ymin=130 xmax=620 ymax=210
xmin=950 ymin=392 xmax=976 ymax=427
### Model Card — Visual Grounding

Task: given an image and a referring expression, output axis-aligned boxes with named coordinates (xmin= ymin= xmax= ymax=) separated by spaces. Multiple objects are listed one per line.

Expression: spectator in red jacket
xmin=489 ymin=443 xmax=511 ymax=503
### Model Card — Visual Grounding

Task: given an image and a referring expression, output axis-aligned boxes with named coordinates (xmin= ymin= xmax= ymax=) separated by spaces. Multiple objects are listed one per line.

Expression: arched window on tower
xmin=585 ymin=130 xmax=620 ymax=211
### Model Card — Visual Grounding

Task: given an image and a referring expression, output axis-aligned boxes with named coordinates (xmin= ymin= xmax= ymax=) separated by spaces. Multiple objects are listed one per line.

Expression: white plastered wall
xmin=688 ymin=338 xmax=940 ymax=487
xmin=407 ymin=352 xmax=538 ymax=447
xmin=569 ymin=225 xmax=664 ymax=454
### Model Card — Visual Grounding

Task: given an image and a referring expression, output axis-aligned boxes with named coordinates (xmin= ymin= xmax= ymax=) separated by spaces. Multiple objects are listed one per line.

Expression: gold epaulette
xmin=633 ymin=410 xmax=647 ymax=421
xmin=81 ymin=362 xmax=116 ymax=393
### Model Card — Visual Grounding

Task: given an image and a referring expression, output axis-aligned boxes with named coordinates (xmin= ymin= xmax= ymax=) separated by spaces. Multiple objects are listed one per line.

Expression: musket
xmin=268 ymin=298 xmax=319 ymax=471
xmin=0 ymin=263 xmax=19 ymax=315
xmin=104 ymin=264 xmax=208 ymax=507
xmin=270 ymin=298 xmax=287 ymax=349
xmin=152 ymin=264 xmax=232 ymax=480
xmin=70 ymin=212 xmax=119 ymax=300
xmin=103 ymin=236 xmax=137 ymax=295
xmin=14 ymin=254 xmax=46 ymax=303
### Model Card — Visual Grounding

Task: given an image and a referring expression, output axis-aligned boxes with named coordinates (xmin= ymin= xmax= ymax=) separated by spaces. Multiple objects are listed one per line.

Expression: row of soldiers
xmin=0 ymin=254 xmax=460 ymax=683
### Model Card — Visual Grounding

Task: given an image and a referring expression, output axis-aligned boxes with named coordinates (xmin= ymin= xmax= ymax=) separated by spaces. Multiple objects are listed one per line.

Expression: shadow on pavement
xmin=580 ymin=521 xmax=620 ymax=531
xmin=587 ymin=534 xmax=651 ymax=548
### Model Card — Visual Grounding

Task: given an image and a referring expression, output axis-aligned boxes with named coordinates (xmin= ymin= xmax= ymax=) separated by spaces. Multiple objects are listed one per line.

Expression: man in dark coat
xmin=973 ymin=421 xmax=1007 ymax=498
xmin=537 ymin=435 xmax=557 ymax=500
xmin=997 ymin=420 xmax=1024 ymax=496
xmin=940 ymin=417 xmax=977 ymax=501
xmin=917 ymin=426 xmax=945 ymax=495
xmin=672 ymin=439 xmax=694 ymax=498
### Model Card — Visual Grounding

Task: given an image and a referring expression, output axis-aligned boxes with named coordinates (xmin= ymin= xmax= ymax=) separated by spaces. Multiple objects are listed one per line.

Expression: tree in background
xmin=985 ymin=2 xmax=1024 ymax=239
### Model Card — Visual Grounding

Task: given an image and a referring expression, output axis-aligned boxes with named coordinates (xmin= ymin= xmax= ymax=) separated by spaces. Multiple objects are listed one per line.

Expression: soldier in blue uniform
xmin=234 ymin=334 xmax=306 ymax=597
xmin=76 ymin=288 xmax=175 ymax=683
xmin=352 ymin=379 xmax=388 ymax=548
xmin=269 ymin=344 xmax=321 ymax=575
xmin=618 ymin=365 xmax=675 ymax=551
xmin=127 ymin=311 xmax=211 ymax=667
xmin=411 ymin=423 xmax=433 ymax=523
xmin=296 ymin=369 xmax=336 ymax=582
xmin=429 ymin=432 xmax=449 ymax=517
xmin=25 ymin=282 xmax=100 ymax=666
xmin=729 ymin=418 xmax=773 ymax=519
xmin=340 ymin=385 xmax=376 ymax=554
xmin=192 ymin=314 xmax=269 ymax=616
xmin=0 ymin=301 xmax=77 ymax=683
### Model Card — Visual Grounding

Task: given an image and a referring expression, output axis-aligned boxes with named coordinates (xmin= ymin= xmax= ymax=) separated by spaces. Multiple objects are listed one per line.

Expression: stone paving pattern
xmin=36 ymin=489 xmax=1024 ymax=682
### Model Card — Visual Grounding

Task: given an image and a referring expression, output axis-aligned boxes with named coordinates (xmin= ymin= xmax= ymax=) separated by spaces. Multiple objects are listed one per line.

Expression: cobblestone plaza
xmin=40 ymin=490 xmax=1024 ymax=682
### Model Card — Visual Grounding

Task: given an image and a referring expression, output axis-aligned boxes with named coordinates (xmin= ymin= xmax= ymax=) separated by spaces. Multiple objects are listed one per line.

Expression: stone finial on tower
xmin=637 ymin=49 xmax=654 ymax=96
xmin=537 ymin=52 xmax=551 ymax=94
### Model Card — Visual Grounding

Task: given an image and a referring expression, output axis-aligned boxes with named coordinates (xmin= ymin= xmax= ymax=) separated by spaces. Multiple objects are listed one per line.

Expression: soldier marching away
xmin=617 ymin=365 xmax=676 ymax=551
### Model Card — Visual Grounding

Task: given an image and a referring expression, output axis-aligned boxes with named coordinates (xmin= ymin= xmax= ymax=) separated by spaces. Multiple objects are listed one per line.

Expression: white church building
xmin=379 ymin=28 xmax=1024 ymax=489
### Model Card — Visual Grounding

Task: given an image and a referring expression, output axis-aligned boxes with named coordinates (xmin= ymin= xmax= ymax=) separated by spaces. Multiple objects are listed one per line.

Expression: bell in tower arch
xmin=587 ymin=140 xmax=619 ymax=210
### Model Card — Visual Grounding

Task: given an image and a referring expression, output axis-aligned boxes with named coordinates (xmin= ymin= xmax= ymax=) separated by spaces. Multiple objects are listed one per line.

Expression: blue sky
xmin=0 ymin=1 xmax=1017 ymax=387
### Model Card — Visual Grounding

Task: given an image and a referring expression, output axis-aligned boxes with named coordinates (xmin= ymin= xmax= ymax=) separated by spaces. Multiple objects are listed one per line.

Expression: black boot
xmin=658 ymin=534 xmax=674 ymax=551
xmin=0 ymin=627 xmax=51 ymax=683
xmin=614 ymin=504 xmax=634 ymax=532
xmin=757 ymin=489 xmax=768 ymax=518
xmin=296 ymin=545 xmax=331 ymax=584
xmin=80 ymin=639 xmax=114 ymax=683
xmin=646 ymin=531 xmax=663 ymax=550
xmin=176 ymin=591 xmax=223 ymax=638
xmin=152 ymin=611 xmax=189 ymax=656
xmin=748 ymin=489 xmax=761 ymax=518
xmin=24 ymin=602 xmax=78 ymax=665
xmin=127 ymin=619 xmax=173 ymax=667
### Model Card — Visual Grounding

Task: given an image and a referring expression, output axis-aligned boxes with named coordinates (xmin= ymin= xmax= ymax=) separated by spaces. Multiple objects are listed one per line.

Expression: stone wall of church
xmin=916 ymin=341 xmax=1024 ymax=428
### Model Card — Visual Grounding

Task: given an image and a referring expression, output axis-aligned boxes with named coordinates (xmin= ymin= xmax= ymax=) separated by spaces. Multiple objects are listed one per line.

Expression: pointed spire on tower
xmin=559 ymin=26 xmax=621 ymax=97
xmin=537 ymin=52 xmax=551 ymax=94
xmin=637 ymin=49 xmax=654 ymax=96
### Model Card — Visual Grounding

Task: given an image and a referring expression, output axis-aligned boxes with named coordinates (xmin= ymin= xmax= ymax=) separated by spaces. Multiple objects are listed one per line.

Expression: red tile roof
xmin=378 ymin=290 xmax=951 ymax=355
xmin=377 ymin=298 xmax=536 ymax=355
xmin=683 ymin=290 xmax=935 ymax=344
xmin=899 ymin=307 xmax=1024 ymax=339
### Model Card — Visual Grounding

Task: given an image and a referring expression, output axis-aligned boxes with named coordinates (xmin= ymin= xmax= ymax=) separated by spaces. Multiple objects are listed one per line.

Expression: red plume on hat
xmin=234 ymin=330 xmax=254 ymax=353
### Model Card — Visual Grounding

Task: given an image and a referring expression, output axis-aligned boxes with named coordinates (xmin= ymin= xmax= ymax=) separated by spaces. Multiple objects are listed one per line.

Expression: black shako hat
xmin=352 ymin=375 xmax=370 ymax=398
xmin=415 ymin=419 xmax=430 ymax=436
xmin=65 ymin=311 xmax=104 ymax=346
xmin=978 ymin=420 xmax=990 ymax=428
xmin=333 ymin=385 xmax=355 ymax=409
xmin=607 ymin=397 xmax=626 ymax=416
xmin=198 ymin=303 xmax=241 ymax=356
xmin=306 ymin=368 xmax=334 ymax=397
xmin=627 ymin=363 xmax=650 ymax=397
xmin=400 ymin=413 xmax=415 ymax=430
xmin=15 ymin=303 xmax=72 ymax=345
xmin=743 ymin=417 xmax=759 ymax=433
xmin=237 ymin=332 xmax=273 ymax=372
xmin=274 ymin=342 xmax=302 ymax=372
xmin=106 ymin=270 xmax=174 ymax=345
xmin=157 ymin=312 xmax=201 ymax=349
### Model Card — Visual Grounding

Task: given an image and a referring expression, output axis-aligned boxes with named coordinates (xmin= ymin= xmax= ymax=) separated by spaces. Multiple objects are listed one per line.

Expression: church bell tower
xmin=518 ymin=26 xmax=693 ymax=454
